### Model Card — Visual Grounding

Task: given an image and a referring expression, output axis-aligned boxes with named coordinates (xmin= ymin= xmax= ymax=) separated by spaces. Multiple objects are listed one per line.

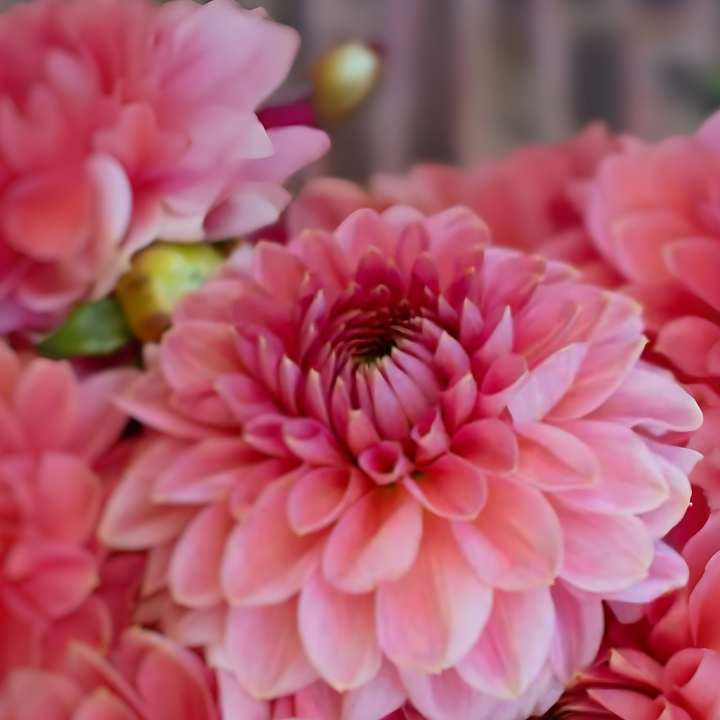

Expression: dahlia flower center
xmin=335 ymin=303 xmax=419 ymax=366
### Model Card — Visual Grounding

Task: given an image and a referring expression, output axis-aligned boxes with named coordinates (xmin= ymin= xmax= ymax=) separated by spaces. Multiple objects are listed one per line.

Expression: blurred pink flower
xmin=585 ymin=112 xmax=720 ymax=377
xmin=0 ymin=627 xmax=219 ymax=720
xmin=101 ymin=206 xmax=701 ymax=720
xmin=0 ymin=0 xmax=329 ymax=335
xmin=0 ymin=340 xmax=134 ymax=636
xmin=542 ymin=508 xmax=720 ymax=720
xmin=288 ymin=122 xmax=620 ymax=287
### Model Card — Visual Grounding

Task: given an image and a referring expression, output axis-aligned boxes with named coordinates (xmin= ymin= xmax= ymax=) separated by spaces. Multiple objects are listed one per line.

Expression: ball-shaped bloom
xmin=0 ymin=340 xmax=134 ymax=630
xmin=288 ymin=123 xmax=620 ymax=287
xmin=0 ymin=0 xmax=329 ymax=335
xmin=101 ymin=206 xmax=702 ymax=720
xmin=0 ymin=628 xmax=219 ymax=720
xmin=542 ymin=509 xmax=720 ymax=720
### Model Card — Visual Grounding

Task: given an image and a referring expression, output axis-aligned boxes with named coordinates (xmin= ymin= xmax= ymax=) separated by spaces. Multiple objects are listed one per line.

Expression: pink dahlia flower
xmin=101 ymin=206 xmax=701 ymax=720
xmin=288 ymin=123 xmax=620 ymax=287
xmin=542 ymin=508 xmax=720 ymax=720
xmin=0 ymin=627 xmax=219 ymax=720
xmin=0 ymin=340 xmax=134 ymax=631
xmin=584 ymin=111 xmax=720 ymax=376
xmin=0 ymin=0 xmax=329 ymax=335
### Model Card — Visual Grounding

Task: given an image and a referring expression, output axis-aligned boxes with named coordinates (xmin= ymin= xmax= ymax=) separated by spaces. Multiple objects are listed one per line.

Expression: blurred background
xmin=3 ymin=0 xmax=720 ymax=181
xmin=254 ymin=0 xmax=720 ymax=181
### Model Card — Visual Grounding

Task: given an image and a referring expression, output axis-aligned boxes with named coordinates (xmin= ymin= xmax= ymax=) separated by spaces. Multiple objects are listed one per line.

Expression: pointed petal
xmin=452 ymin=474 xmax=563 ymax=591
xmin=226 ymin=599 xmax=318 ymax=699
xmin=404 ymin=454 xmax=487 ymax=520
xmin=221 ymin=475 xmax=325 ymax=605
xmin=551 ymin=497 xmax=654 ymax=593
xmin=450 ymin=419 xmax=518 ymax=475
xmin=457 ymin=588 xmax=555 ymax=699
xmin=591 ymin=364 xmax=702 ymax=432
xmin=299 ymin=572 xmax=381 ymax=691
xmin=507 ymin=344 xmax=587 ymax=424
xmin=99 ymin=439 xmax=196 ymax=550
xmin=14 ymin=358 xmax=78 ymax=451
xmin=377 ymin=515 xmax=493 ymax=672
xmin=169 ymin=504 xmax=234 ymax=609
xmin=288 ymin=466 xmax=367 ymax=535
xmin=323 ymin=487 xmax=423 ymax=593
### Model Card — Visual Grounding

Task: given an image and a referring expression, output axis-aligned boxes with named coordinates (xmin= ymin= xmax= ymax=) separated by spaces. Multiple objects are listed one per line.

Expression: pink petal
xmin=217 ymin=671 xmax=270 ymax=720
xmin=323 ymin=486 xmax=423 ymax=593
xmin=299 ymin=572 xmax=382 ymax=690
xmin=0 ymin=341 xmax=22 ymax=403
xmin=450 ymin=419 xmax=519 ymax=474
xmin=244 ymin=126 xmax=330 ymax=182
xmin=14 ymin=358 xmax=78 ymax=451
xmin=153 ymin=0 xmax=300 ymax=110
xmin=70 ymin=368 xmax=138 ymax=462
xmin=656 ymin=316 xmax=720 ymax=377
xmin=456 ymin=588 xmax=555 ymax=699
xmin=554 ymin=422 xmax=669 ymax=515
xmin=551 ymin=497 xmax=654 ymax=593
xmin=403 ymin=454 xmax=487 ymax=520
xmin=34 ymin=452 xmax=100 ymax=544
xmin=587 ymin=688 xmax=665 ymax=720
xmin=225 ymin=599 xmax=318 ymax=699
xmin=664 ymin=647 xmax=720 ymax=719
xmin=334 ymin=209 xmax=398 ymax=272
xmin=549 ymin=581 xmax=604 ymax=683
xmin=452 ymin=474 xmax=563 ymax=591
xmin=608 ymin=542 xmax=688 ymax=604
xmin=127 ymin=632 xmax=217 ymax=720
xmin=508 ymin=344 xmax=587 ymax=424
xmin=591 ymin=364 xmax=702 ymax=432
xmin=118 ymin=371 xmax=219 ymax=440
xmin=74 ymin=691 xmax=137 ymax=720
xmin=221 ymin=475 xmax=325 ymax=605
xmin=288 ymin=466 xmax=367 ymax=535
xmin=4 ymin=541 xmax=97 ymax=621
xmin=341 ymin=660 xmax=407 ymax=720
xmin=160 ymin=321 xmax=239 ymax=394
xmin=99 ymin=439 xmax=196 ymax=549
xmin=153 ymin=437 xmax=275 ymax=505
xmin=169 ymin=503 xmax=234 ymax=609
xmin=665 ymin=237 xmax=720 ymax=314
xmin=688 ymin=550 xmax=720 ymax=654
xmin=358 ymin=442 xmax=412 ymax=485
xmin=1 ymin=169 xmax=92 ymax=262
xmin=377 ymin=515 xmax=492 ymax=672
xmin=400 ymin=668 xmax=503 ymax=720
xmin=514 ymin=422 xmax=598 ymax=490
xmin=282 ymin=418 xmax=347 ymax=466
xmin=411 ymin=409 xmax=449 ymax=465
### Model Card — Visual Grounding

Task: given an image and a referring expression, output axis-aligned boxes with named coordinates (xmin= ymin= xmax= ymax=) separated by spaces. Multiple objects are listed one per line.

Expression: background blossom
xmin=286 ymin=123 xmax=621 ymax=287
xmin=0 ymin=340 xmax=134 ymax=660
xmin=0 ymin=0 xmax=329 ymax=335
xmin=101 ymin=206 xmax=701 ymax=720
xmin=541 ymin=505 xmax=720 ymax=720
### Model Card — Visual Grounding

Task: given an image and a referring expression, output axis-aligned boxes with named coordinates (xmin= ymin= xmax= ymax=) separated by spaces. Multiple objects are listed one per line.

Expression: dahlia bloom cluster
xmin=0 ymin=340 xmax=135 ymax=672
xmin=0 ymin=0 xmax=328 ymax=335
xmin=101 ymin=205 xmax=701 ymax=720
xmin=4 ymin=0 xmax=720 ymax=718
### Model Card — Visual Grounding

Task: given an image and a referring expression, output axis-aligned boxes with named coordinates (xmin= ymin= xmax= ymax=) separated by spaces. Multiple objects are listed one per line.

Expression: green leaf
xmin=38 ymin=298 xmax=132 ymax=359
